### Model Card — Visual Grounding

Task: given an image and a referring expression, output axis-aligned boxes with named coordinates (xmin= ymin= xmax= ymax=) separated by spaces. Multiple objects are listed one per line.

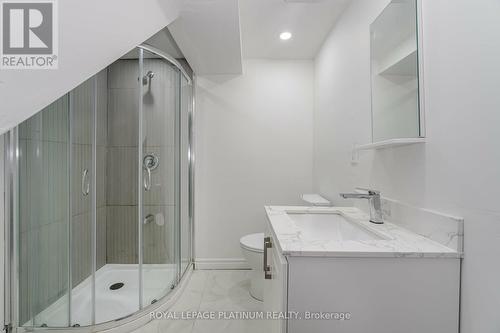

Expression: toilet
xmin=301 ymin=193 xmax=331 ymax=206
xmin=239 ymin=232 xmax=264 ymax=301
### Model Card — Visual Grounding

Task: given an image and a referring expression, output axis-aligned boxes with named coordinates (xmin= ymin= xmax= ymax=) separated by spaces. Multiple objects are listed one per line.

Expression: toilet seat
xmin=240 ymin=233 xmax=264 ymax=253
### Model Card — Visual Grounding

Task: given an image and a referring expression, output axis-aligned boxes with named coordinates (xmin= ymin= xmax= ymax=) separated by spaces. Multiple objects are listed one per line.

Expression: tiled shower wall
xmin=106 ymin=59 xmax=176 ymax=265
xmin=106 ymin=60 xmax=139 ymax=263
xmin=70 ymin=71 xmax=108 ymax=287
xmin=18 ymin=95 xmax=70 ymax=324
xmin=141 ymin=58 xmax=177 ymax=265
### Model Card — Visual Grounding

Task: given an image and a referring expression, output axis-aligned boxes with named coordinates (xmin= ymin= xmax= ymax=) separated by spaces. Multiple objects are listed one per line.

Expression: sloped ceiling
xmin=0 ymin=0 xmax=181 ymax=134
xmin=145 ymin=29 xmax=184 ymax=59
xmin=168 ymin=0 xmax=243 ymax=75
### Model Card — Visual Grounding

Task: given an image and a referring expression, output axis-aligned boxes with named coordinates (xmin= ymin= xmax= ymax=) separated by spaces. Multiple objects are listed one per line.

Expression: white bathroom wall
xmin=195 ymin=59 xmax=314 ymax=268
xmin=313 ymin=0 xmax=500 ymax=332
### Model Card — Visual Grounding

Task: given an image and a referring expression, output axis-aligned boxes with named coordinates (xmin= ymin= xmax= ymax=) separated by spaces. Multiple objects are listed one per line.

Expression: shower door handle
xmin=81 ymin=169 xmax=90 ymax=196
xmin=144 ymin=167 xmax=152 ymax=191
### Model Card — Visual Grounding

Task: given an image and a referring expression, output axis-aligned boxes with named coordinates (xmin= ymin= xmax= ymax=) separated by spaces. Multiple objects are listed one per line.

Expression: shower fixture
xmin=144 ymin=214 xmax=155 ymax=225
xmin=143 ymin=153 xmax=159 ymax=170
xmin=143 ymin=153 xmax=159 ymax=191
xmin=142 ymin=70 xmax=155 ymax=85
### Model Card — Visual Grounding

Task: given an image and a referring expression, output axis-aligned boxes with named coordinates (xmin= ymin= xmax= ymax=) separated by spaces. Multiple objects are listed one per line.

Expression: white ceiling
xmin=239 ymin=0 xmax=352 ymax=59
xmin=163 ymin=0 xmax=351 ymax=74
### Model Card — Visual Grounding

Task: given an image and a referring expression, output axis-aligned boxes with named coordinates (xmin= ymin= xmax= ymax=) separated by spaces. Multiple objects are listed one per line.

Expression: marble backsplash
xmin=380 ymin=197 xmax=464 ymax=255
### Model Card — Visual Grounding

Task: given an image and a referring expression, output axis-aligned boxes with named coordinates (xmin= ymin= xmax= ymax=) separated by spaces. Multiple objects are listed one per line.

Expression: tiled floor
xmin=137 ymin=270 xmax=268 ymax=333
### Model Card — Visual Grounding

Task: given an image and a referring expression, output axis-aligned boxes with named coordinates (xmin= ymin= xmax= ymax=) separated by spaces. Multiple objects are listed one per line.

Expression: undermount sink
xmin=287 ymin=212 xmax=384 ymax=242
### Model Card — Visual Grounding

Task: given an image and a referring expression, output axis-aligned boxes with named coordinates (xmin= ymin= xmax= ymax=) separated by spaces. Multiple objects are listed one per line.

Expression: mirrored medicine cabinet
xmin=363 ymin=0 xmax=425 ymax=149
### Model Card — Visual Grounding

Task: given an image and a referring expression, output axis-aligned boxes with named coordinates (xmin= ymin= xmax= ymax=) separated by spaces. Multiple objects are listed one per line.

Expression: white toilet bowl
xmin=240 ymin=233 xmax=264 ymax=301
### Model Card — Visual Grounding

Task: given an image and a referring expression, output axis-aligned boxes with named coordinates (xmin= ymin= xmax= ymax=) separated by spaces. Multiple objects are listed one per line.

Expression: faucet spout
xmin=340 ymin=193 xmax=372 ymax=200
xmin=339 ymin=188 xmax=384 ymax=224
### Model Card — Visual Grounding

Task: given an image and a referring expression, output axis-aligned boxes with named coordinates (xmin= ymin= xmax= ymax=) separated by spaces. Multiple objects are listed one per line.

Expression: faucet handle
xmin=355 ymin=187 xmax=380 ymax=196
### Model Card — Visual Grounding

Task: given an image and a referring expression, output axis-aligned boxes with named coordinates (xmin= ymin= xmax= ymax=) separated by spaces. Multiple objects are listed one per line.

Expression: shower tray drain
xmin=110 ymin=282 xmax=124 ymax=290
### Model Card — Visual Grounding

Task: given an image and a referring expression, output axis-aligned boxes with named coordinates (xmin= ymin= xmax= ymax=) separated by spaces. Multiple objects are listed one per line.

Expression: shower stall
xmin=4 ymin=45 xmax=194 ymax=330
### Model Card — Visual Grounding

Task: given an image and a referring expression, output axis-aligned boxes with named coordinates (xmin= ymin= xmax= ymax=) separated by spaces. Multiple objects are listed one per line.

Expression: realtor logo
xmin=1 ymin=0 xmax=58 ymax=69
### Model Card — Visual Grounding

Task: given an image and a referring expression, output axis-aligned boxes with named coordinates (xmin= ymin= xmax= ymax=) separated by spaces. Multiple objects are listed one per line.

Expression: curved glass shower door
xmin=69 ymin=76 xmax=96 ymax=327
xmin=139 ymin=48 xmax=180 ymax=306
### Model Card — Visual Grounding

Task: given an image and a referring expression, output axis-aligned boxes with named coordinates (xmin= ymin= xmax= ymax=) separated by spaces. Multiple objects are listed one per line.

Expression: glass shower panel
xmin=97 ymin=51 xmax=141 ymax=323
xmin=70 ymin=77 xmax=95 ymax=326
xmin=180 ymin=75 xmax=192 ymax=276
xmin=17 ymin=94 xmax=70 ymax=327
xmin=140 ymin=49 xmax=180 ymax=306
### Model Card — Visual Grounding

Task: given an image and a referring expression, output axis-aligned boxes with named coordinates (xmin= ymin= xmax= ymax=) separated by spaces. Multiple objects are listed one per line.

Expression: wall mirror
xmin=370 ymin=0 xmax=424 ymax=144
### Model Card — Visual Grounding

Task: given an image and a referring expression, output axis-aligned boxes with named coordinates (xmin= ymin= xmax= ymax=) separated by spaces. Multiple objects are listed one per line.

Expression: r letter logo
xmin=1 ymin=0 xmax=58 ymax=69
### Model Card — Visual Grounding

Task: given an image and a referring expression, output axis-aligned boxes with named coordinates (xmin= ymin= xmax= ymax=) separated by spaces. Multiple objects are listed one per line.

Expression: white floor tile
xmin=149 ymin=270 xmax=269 ymax=333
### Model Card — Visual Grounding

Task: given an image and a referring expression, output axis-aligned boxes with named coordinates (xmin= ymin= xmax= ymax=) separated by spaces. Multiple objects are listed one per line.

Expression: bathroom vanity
xmin=263 ymin=206 xmax=462 ymax=333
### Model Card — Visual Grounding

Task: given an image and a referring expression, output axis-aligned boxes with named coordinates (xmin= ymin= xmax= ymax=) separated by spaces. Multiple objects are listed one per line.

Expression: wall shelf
xmin=374 ymin=33 xmax=417 ymax=77
xmin=355 ymin=138 xmax=425 ymax=150
xmin=378 ymin=49 xmax=417 ymax=76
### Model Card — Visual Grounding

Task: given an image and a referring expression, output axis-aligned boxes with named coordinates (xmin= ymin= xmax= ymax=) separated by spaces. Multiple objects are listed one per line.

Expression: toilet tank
xmin=301 ymin=194 xmax=331 ymax=206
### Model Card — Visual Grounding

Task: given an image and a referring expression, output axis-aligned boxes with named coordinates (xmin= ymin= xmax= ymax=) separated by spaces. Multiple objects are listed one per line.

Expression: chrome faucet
xmin=339 ymin=188 xmax=384 ymax=224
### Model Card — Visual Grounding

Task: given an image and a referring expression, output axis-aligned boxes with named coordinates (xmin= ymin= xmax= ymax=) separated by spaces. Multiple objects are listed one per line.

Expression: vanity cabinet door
xmin=263 ymin=233 xmax=288 ymax=333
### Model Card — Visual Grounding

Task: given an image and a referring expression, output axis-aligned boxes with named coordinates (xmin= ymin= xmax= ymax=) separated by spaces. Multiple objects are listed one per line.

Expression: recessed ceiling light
xmin=279 ymin=31 xmax=292 ymax=41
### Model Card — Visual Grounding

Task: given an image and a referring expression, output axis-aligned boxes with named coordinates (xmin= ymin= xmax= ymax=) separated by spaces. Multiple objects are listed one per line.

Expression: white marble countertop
xmin=265 ymin=206 xmax=461 ymax=258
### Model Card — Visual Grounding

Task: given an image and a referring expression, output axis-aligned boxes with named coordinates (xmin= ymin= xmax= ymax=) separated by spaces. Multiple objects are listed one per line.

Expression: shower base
xmin=28 ymin=264 xmax=177 ymax=327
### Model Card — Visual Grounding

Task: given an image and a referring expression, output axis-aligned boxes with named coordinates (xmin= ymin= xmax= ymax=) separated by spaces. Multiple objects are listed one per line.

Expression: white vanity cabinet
xmin=284 ymin=256 xmax=460 ymax=333
xmin=263 ymin=231 xmax=288 ymax=333
xmin=264 ymin=243 xmax=460 ymax=333
xmin=263 ymin=206 xmax=463 ymax=333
